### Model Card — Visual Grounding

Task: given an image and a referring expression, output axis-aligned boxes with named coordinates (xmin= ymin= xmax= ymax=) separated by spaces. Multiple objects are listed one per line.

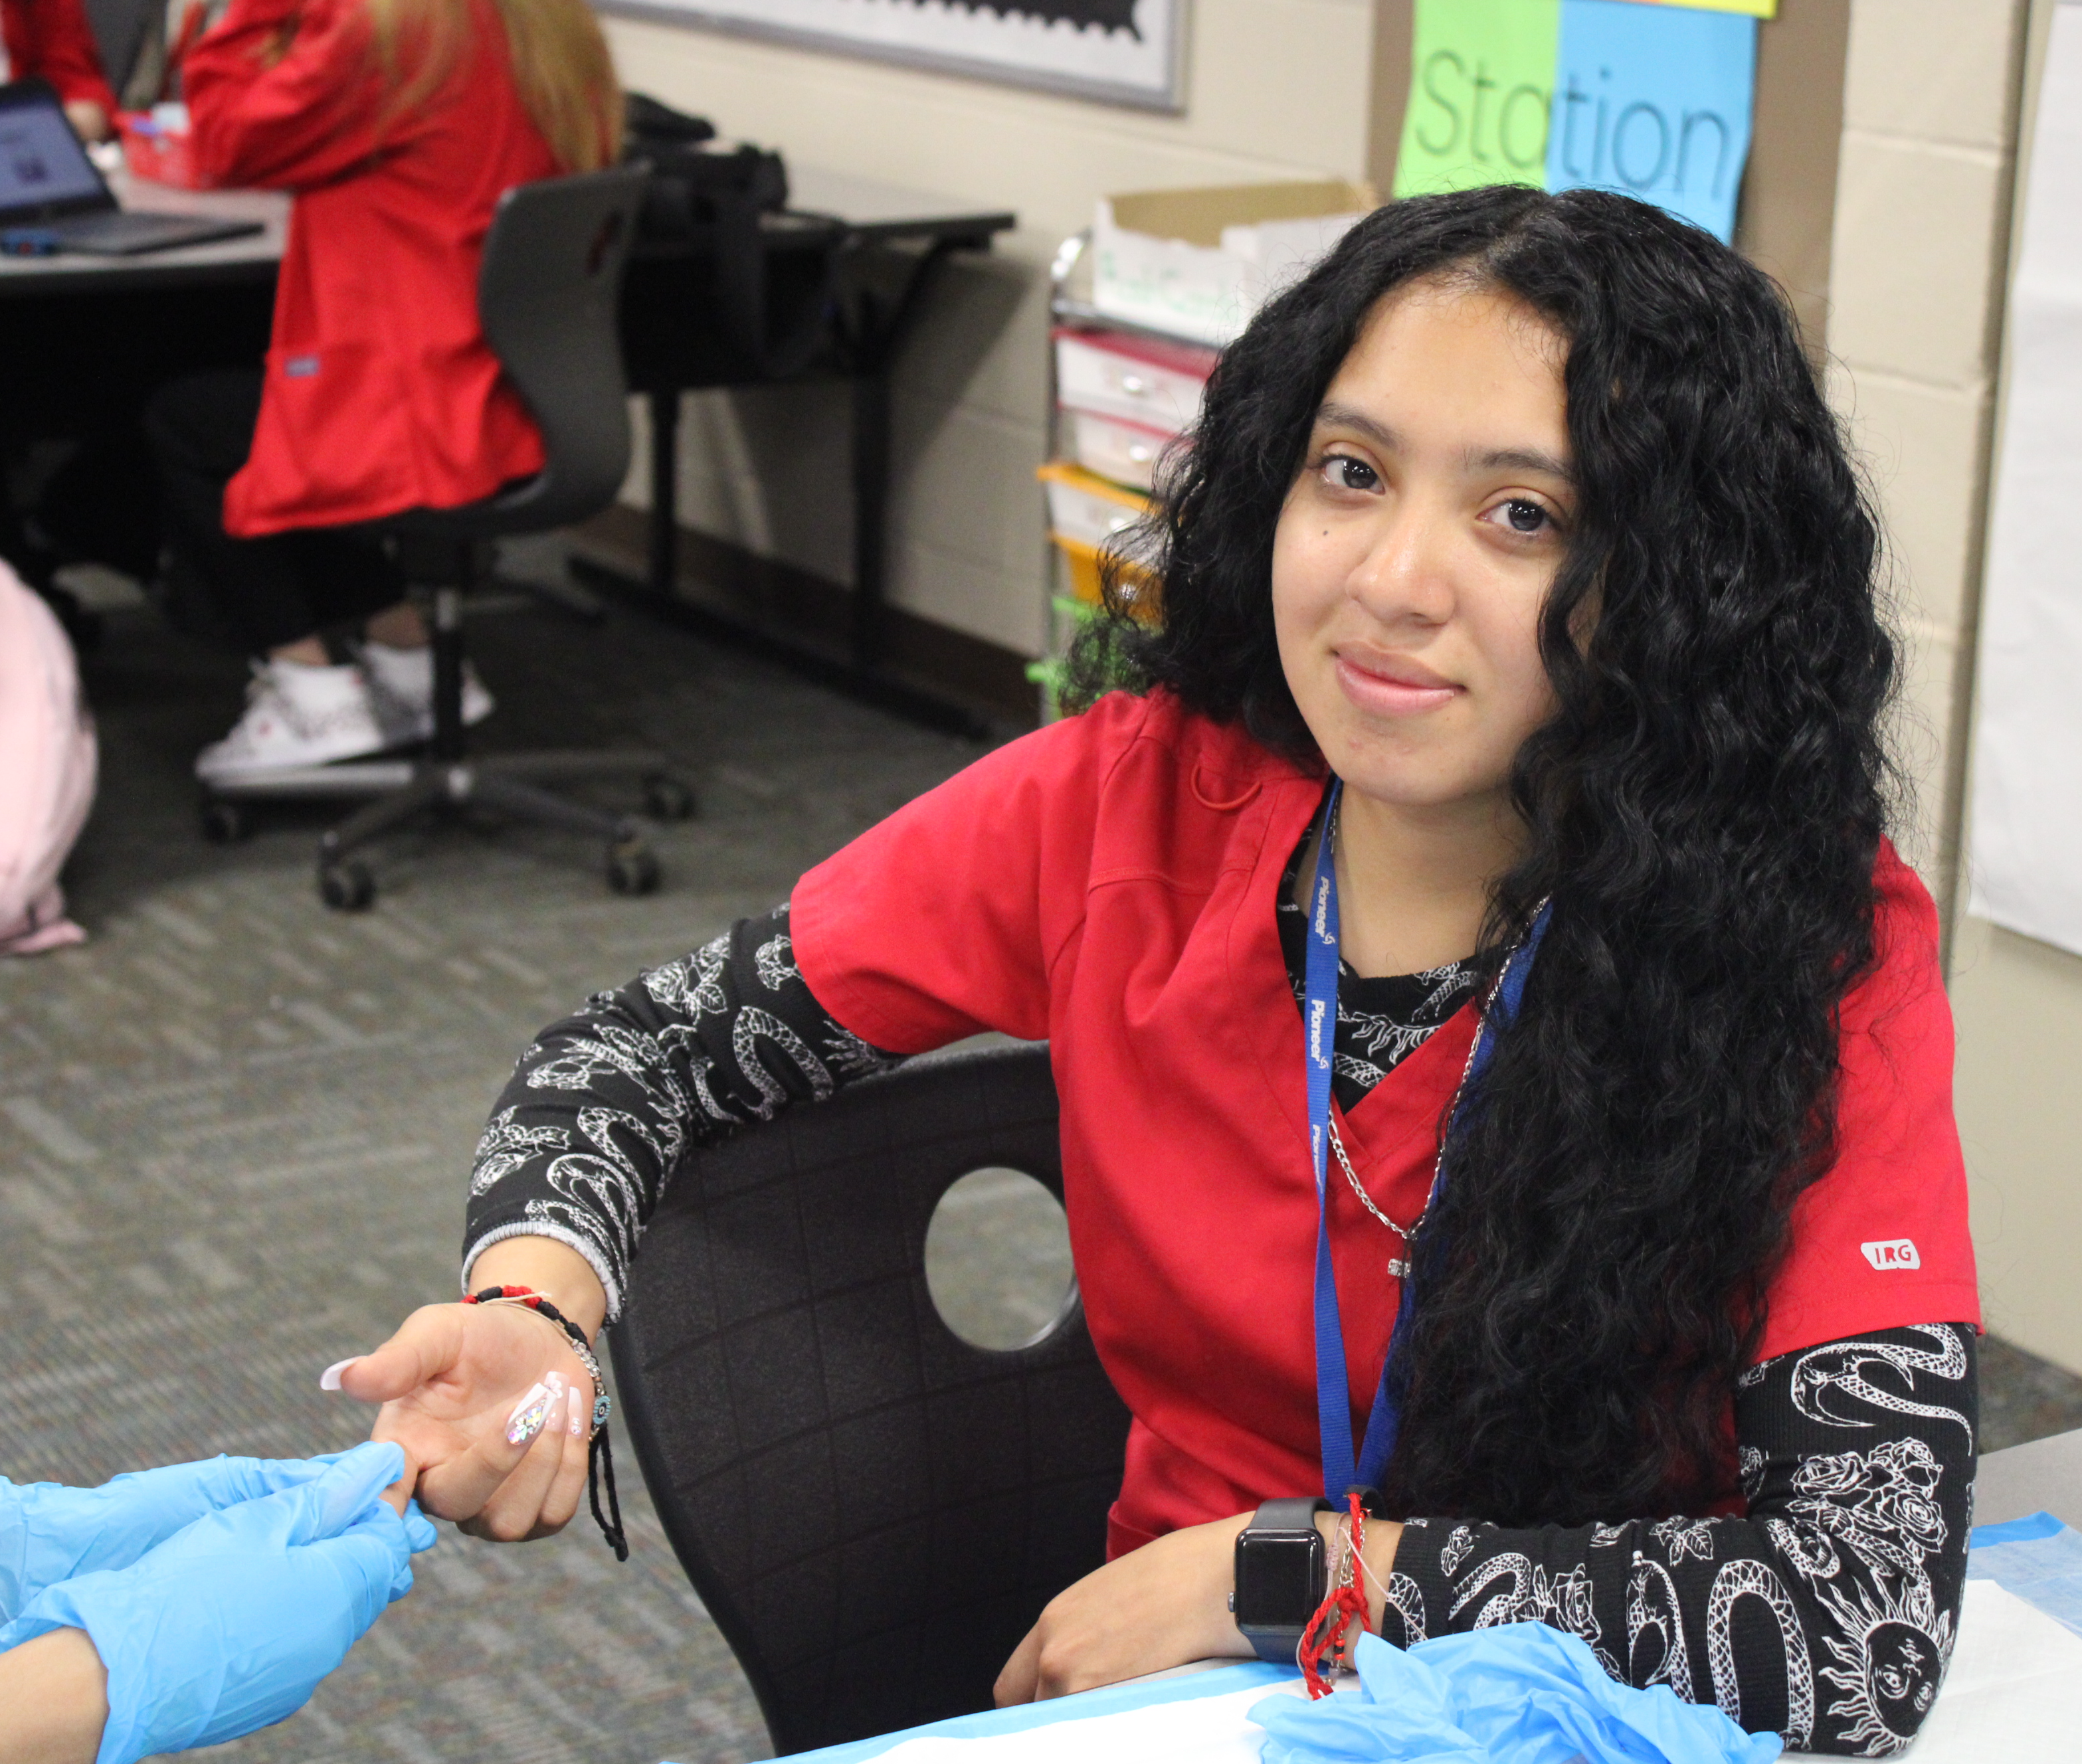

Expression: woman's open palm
xmin=337 ymin=1302 xmax=595 ymax=1541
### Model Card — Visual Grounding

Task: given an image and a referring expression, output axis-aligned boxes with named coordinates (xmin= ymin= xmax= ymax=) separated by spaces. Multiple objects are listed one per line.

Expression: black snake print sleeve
xmin=1386 ymin=1323 xmax=1978 ymax=1756
xmin=461 ymin=904 xmax=903 ymax=1317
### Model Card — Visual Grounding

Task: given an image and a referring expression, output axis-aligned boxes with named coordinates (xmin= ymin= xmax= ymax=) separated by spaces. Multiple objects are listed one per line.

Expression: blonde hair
xmin=363 ymin=0 xmax=623 ymax=174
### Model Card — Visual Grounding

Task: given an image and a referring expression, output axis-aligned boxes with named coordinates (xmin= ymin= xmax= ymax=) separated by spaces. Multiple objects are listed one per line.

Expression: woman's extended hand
xmin=994 ymin=1513 xmax=1254 ymax=1704
xmin=335 ymin=1302 xmax=594 ymax=1540
xmin=332 ymin=1237 xmax=608 ymax=1539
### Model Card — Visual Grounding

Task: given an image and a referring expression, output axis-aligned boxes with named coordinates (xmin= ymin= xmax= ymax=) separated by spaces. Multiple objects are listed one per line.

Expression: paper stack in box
xmin=1091 ymin=180 xmax=1375 ymax=347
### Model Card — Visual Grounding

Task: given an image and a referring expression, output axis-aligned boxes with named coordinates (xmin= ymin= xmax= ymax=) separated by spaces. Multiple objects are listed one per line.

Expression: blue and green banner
xmin=1394 ymin=0 xmax=1762 ymax=243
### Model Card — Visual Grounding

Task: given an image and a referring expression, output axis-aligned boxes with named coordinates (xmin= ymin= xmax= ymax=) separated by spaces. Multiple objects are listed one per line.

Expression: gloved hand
xmin=0 ymin=1440 xmax=436 ymax=1764
xmin=0 ymin=1451 xmax=353 ymax=1621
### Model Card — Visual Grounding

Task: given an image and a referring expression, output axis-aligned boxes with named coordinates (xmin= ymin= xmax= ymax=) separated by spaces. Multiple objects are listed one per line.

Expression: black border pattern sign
xmin=597 ymin=0 xmax=1188 ymax=112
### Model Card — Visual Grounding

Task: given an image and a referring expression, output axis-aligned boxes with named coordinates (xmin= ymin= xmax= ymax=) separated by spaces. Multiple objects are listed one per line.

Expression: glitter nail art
xmin=506 ymin=1381 xmax=553 ymax=1447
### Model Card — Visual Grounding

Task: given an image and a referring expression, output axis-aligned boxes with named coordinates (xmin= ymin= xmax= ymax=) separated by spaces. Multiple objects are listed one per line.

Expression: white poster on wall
xmin=598 ymin=0 xmax=1187 ymax=111
xmin=1966 ymin=1 xmax=2082 ymax=954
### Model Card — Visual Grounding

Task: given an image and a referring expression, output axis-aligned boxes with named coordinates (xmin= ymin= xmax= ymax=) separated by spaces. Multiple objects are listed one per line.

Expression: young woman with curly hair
xmin=337 ymin=186 xmax=1978 ymax=1757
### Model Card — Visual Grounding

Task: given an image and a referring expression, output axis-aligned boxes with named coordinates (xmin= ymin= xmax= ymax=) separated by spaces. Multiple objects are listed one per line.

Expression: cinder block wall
xmin=1937 ymin=0 xmax=2082 ymax=1377
xmin=599 ymin=0 xmax=1376 ymax=662
xmin=1824 ymin=0 xmax=2028 ymax=901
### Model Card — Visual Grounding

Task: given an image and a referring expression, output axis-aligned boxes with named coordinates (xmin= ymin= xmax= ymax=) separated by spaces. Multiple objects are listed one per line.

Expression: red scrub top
xmin=1 ymin=0 xmax=118 ymax=111
xmin=793 ymin=691 xmax=1981 ymax=1557
xmin=183 ymin=0 xmax=558 ymax=537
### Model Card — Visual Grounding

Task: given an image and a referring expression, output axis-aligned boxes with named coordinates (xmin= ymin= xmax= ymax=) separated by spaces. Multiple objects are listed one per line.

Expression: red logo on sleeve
xmin=1860 ymin=1239 xmax=1921 ymax=1271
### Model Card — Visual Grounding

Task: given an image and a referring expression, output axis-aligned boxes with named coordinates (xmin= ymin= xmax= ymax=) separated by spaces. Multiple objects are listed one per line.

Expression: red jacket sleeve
xmin=1755 ymin=842 xmax=1982 ymax=1358
xmin=184 ymin=0 xmax=425 ymax=191
xmin=791 ymin=695 xmax=1159 ymax=1053
xmin=3 ymin=0 xmax=118 ymax=112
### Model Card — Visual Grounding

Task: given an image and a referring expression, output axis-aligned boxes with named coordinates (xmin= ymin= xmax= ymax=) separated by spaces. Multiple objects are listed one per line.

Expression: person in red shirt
xmin=142 ymin=0 xmax=620 ymax=782
xmin=1 ymin=0 xmax=119 ymax=140
xmin=329 ymin=189 xmax=1977 ymax=1754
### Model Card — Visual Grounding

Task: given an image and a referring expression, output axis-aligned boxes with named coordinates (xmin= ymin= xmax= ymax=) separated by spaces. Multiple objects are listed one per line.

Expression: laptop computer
xmin=0 ymin=78 xmax=264 ymax=255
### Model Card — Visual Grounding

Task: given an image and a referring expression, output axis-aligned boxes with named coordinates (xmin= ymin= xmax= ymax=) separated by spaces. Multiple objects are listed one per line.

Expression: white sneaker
xmin=360 ymin=641 xmax=495 ymax=743
xmin=195 ymin=659 xmax=390 ymax=782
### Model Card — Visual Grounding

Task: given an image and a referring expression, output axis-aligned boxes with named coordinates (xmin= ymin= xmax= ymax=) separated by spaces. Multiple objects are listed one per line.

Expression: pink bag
xmin=0 ymin=561 xmax=96 ymax=954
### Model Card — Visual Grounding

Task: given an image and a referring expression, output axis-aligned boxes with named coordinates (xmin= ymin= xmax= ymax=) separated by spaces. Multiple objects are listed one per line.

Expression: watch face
xmin=1234 ymin=1532 xmax=1321 ymax=1629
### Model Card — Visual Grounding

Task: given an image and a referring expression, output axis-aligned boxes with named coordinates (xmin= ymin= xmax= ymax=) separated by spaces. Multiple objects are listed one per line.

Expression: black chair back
xmin=82 ymin=0 xmax=155 ymax=102
xmin=609 ymin=1043 xmax=1131 ymax=1755
xmin=389 ymin=165 xmax=644 ymax=543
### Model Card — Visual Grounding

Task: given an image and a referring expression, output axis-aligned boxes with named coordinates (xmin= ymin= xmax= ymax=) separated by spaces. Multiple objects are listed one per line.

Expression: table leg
xmin=649 ymin=388 xmax=680 ymax=596
xmin=430 ymin=582 xmax=466 ymax=764
xmin=839 ymin=238 xmax=971 ymax=679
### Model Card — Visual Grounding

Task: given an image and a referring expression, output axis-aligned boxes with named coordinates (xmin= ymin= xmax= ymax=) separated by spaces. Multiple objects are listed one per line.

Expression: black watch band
xmin=1230 ymin=1496 xmax=1332 ymax=1664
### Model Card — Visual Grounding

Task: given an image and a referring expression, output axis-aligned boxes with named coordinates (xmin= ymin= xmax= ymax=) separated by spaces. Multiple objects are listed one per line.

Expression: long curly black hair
xmin=1069 ymin=185 xmax=1897 ymax=1525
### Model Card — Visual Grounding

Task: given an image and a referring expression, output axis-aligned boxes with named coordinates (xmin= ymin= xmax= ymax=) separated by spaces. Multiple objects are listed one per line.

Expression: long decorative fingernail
xmin=320 ymin=1358 xmax=360 ymax=1392
xmin=566 ymin=1383 xmax=585 ymax=1437
xmin=506 ymin=1382 xmax=553 ymax=1446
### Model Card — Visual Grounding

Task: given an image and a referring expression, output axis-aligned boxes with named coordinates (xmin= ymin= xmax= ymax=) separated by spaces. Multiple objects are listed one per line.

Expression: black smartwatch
xmin=1229 ymin=1496 xmax=1332 ymax=1664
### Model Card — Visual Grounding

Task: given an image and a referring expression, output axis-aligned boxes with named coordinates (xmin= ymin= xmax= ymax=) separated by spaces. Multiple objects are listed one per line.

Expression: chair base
xmin=196 ymin=557 xmax=696 ymax=909
xmin=204 ymin=747 xmax=693 ymax=911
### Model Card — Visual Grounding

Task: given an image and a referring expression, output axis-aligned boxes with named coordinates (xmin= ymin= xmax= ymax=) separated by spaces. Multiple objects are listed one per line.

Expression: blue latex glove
xmin=0 ymin=1441 xmax=436 ymax=1764
xmin=1253 ymin=1625 xmax=1783 ymax=1764
xmin=0 ymin=1451 xmax=361 ymax=1621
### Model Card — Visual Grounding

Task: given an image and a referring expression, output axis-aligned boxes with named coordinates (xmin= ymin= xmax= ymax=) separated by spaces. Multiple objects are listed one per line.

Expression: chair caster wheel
xmin=200 ymin=798 xmax=250 ymax=844
xmin=642 ymin=776 xmax=696 ymax=821
xmin=319 ymin=860 xmax=376 ymax=911
xmin=607 ymin=839 xmax=659 ymax=896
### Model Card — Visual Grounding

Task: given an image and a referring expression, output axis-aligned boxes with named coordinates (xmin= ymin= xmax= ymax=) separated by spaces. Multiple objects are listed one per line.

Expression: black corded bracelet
xmin=464 ymin=1284 xmax=627 ymax=1561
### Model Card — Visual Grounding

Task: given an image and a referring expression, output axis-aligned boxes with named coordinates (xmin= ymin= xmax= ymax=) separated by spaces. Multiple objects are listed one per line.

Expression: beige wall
xmin=600 ymin=0 xmax=1375 ymax=658
xmin=1952 ymin=917 xmax=2082 ymax=1373
xmin=1824 ymin=0 xmax=2028 ymax=899
xmin=1942 ymin=0 xmax=2082 ymax=1376
xmin=1825 ymin=1 xmax=2082 ymax=1377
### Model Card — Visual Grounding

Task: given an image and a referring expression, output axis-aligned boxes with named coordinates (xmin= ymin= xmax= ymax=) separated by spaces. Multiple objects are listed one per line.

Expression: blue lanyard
xmin=1303 ymin=780 xmax=1551 ymax=1498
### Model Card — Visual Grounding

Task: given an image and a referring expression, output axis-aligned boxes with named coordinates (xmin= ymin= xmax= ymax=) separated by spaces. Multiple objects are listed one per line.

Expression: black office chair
xmin=202 ymin=167 xmax=692 ymax=910
xmin=82 ymin=0 xmax=157 ymax=105
xmin=609 ymin=1041 xmax=1131 ymax=1756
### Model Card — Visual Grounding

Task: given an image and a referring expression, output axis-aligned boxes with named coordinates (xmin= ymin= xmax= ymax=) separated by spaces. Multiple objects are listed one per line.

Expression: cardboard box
xmin=1093 ymin=179 xmax=1376 ymax=345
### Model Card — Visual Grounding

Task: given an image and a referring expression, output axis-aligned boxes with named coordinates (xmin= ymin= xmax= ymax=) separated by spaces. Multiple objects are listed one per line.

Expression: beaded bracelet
xmin=464 ymin=1284 xmax=627 ymax=1561
xmin=464 ymin=1285 xmax=611 ymax=1433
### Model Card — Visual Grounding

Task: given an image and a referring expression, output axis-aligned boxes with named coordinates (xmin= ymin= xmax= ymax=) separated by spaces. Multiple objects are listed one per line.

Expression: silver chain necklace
xmin=1325 ymin=1116 xmax=1416 ymax=1277
xmin=1320 ymin=794 xmax=1519 ymax=1280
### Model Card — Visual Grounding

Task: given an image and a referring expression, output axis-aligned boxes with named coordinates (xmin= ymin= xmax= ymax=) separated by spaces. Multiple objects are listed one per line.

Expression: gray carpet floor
xmin=6 ymin=548 xmax=2081 ymax=1763
xmin=4 ymin=552 xmax=1014 ymax=1764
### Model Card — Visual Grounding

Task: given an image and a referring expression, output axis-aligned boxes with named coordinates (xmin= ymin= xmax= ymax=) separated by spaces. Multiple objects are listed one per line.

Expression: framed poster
xmin=599 ymin=0 xmax=1188 ymax=112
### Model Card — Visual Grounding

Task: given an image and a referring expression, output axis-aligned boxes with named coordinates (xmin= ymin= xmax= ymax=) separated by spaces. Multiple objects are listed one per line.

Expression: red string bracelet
xmin=1298 ymin=1490 xmax=1371 ymax=1699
